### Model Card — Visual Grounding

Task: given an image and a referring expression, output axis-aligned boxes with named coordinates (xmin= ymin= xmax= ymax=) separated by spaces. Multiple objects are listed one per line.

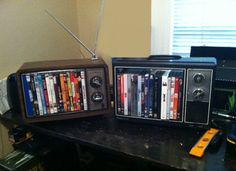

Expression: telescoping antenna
xmin=45 ymin=10 xmax=98 ymax=60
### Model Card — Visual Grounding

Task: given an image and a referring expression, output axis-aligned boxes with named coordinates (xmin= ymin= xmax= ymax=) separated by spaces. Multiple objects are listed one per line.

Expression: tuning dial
xmin=192 ymin=88 xmax=205 ymax=100
xmin=193 ymin=73 xmax=205 ymax=83
xmin=91 ymin=92 xmax=104 ymax=103
xmin=90 ymin=76 xmax=103 ymax=88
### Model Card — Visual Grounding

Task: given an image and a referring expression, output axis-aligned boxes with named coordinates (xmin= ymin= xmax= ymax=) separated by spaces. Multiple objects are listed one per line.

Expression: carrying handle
xmin=148 ymin=55 xmax=182 ymax=60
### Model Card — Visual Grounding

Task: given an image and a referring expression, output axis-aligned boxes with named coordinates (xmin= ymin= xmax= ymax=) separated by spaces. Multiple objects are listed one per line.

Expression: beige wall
xmin=77 ymin=0 xmax=151 ymax=81
xmin=0 ymin=124 xmax=13 ymax=158
xmin=76 ymin=0 xmax=101 ymax=58
xmin=0 ymin=0 xmax=81 ymax=79
xmin=0 ymin=0 xmax=151 ymax=157
xmin=0 ymin=0 xmax=151 ymax=83
xmin=0 ymin=0 xmax=81 ymax=157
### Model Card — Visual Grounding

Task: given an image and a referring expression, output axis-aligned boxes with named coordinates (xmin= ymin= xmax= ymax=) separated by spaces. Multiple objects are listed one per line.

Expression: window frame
xmin=151 ymin=0 xmax=236 ymax=57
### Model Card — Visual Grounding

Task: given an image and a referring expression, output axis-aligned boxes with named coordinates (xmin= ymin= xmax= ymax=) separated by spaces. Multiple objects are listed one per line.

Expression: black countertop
xmin=1 ymin=111 xmax=236 ymax=171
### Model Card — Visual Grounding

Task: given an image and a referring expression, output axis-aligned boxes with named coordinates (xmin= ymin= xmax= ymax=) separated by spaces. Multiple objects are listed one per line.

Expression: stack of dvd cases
xmin=115 ymin=68 xmax=185 ymax=122
xmin=21 ymin=69 xmax=88 ymax=117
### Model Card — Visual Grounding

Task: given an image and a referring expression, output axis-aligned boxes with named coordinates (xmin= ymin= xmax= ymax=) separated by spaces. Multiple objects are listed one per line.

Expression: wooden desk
xmin=1 ymin=111 xmax=235 ymax=171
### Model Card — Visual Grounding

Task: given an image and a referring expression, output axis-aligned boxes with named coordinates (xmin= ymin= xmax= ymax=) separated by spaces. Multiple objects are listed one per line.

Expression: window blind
xmin=172 ymin=0 xmax=236 ymax=57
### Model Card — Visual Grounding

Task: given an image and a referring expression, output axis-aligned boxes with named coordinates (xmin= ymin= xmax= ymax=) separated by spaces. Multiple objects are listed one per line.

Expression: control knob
xmin=91 ymin=92 xmax=104 ymax=103
xmin=193 ymin=73 xmax=205 ymax=83
xmin=192 ymin=88 xmax=205 ymax=100
xmin=90 ymin=76 xmax=103 ymax=88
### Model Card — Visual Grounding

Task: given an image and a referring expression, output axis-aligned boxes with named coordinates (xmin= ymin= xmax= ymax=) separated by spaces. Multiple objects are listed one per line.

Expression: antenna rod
xmin=45 ymin=10 xmax=97 ymax=60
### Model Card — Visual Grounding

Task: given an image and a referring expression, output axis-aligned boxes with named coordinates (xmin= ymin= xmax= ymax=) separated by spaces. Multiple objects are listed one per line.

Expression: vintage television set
xmin=14 ymin=9 xmax=111 ymax=123
xmin=16 ymin=58 xmax=111 ymax=123
xmin=112 ymin=55 xmax=216 ymax=128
